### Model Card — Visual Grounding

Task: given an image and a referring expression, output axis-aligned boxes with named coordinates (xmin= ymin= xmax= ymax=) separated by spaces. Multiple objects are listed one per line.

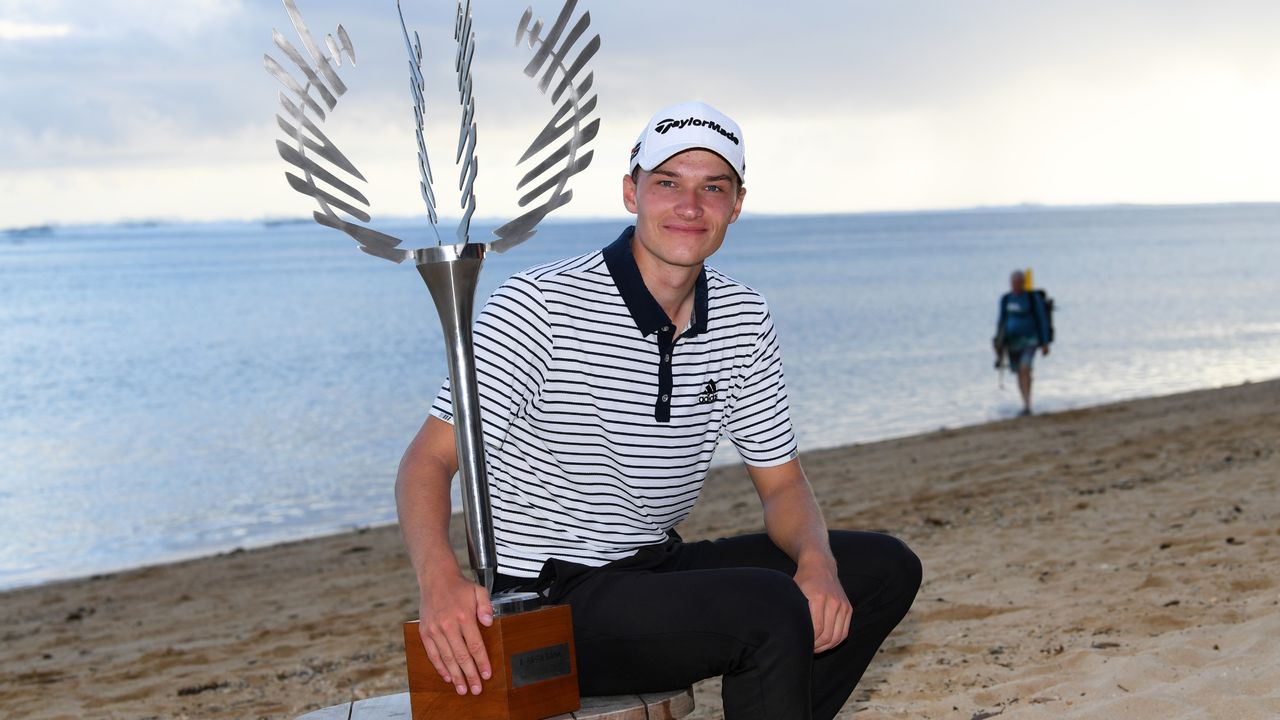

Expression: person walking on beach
xmin=994 ymin=270 xmax=1052 ymax=416
xmin=395 ymin=101 xmax=921 ymax=720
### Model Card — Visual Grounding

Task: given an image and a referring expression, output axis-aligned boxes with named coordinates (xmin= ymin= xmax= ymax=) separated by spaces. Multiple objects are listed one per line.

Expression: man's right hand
xmin=418 ymin=573 xmax=495 ymax=696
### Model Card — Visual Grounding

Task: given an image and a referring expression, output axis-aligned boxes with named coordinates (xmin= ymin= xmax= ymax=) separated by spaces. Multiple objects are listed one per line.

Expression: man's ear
xmin=622 ymin=172 xmax=639 ymax=214
xmin=728 ymin=185 xmax=747 ymax=224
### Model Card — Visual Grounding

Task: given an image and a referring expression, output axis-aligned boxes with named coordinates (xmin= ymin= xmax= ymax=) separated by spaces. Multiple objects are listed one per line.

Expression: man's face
xmin=622 ymin=149 xmax=745 ymax=274
xmin=1010 ymin=273 xmax=1025 ymax=294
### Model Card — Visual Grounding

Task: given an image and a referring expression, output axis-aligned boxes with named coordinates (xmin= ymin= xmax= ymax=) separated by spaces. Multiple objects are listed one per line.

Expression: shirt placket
xmin=654 ymin=324 xmax=675 ymax=422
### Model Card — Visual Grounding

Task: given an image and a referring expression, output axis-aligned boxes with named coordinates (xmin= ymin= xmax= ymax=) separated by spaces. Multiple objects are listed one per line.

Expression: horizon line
xmin=5 ymin=199 xmax=1280 ymax=235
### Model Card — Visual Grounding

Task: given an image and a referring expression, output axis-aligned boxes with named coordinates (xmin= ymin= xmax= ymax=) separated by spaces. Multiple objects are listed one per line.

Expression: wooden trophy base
xmin=404 ymin=604 xmax=580 ymax=720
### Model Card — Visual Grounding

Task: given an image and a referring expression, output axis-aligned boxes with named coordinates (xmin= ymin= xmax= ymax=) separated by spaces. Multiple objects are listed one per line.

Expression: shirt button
xmin=663 ymin=354 xmax=671 ymax=362
xmin=661 ymin=394 xmax=669 ymax=401
xmin=661 ymin=325 xmax=670 ymax=332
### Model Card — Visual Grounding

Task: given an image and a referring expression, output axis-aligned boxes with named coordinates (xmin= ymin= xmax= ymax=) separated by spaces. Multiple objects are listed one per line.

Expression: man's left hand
xmin=794 ymin=563 xmax=852 ymax=653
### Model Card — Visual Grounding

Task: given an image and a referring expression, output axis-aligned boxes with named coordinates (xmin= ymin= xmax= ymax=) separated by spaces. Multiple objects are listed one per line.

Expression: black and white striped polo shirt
xmin=431 ymin=226 xmax=799 ymax=578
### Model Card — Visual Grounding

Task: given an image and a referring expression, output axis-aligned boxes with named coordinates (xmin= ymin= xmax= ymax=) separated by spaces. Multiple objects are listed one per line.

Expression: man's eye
xmin=704 ymin=185 xmax=724 ymax=193
xmin=657 ymin=180 xmax=676 ymax=187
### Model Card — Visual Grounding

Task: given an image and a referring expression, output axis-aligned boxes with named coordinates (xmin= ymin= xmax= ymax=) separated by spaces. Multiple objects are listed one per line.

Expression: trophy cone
xmin=415 ymin=242 xmax=497 ymax=592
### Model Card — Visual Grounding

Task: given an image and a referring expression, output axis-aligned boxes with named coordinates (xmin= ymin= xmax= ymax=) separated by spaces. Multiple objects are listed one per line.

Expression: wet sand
xmin=2 ymin=379 xmax=1277 ymax=719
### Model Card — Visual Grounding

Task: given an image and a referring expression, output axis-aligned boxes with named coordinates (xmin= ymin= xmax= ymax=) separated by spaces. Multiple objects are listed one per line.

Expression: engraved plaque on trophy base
xmin=404 ymin=604 xmax=580 ymax=720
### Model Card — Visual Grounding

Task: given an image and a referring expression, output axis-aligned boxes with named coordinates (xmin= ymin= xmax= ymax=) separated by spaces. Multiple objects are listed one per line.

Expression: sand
xmin=2 ymin=379 xmax=1277 ymax=719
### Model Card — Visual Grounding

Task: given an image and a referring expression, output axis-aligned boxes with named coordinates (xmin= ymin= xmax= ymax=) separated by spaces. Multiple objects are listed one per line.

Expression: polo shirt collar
xmin=603 ymin=226 xmax=709 ymax=338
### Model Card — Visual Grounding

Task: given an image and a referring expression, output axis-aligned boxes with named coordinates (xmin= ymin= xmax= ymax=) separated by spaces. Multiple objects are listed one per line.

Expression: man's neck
xmin=635 ymin=255 xmax=701 ymax=332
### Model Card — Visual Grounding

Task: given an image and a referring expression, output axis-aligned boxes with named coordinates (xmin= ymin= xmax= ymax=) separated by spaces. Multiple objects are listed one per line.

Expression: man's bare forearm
xmin=749 ymin=459 xmax=834 ymax=568
xmin=749 ymin=458 xmax=851 ymax=651
xmin=760 ymin=474 xmax=836 ymax=573
xmin=395 ymin=416 xmax=464 ymax=588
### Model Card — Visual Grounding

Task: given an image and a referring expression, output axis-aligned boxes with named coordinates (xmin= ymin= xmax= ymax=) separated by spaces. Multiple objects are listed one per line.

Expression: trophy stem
xmin=416 ymin=242 xmax=496 ymax=593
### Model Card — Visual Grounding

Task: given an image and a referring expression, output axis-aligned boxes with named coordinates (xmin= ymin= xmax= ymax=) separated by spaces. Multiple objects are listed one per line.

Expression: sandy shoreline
xmin=3 ymin=379 xmax=1277 ymax=719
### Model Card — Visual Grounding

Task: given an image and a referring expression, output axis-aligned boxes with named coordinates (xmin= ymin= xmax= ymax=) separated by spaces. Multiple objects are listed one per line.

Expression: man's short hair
xmin=629 ymin=156 xmax=745 ymax=193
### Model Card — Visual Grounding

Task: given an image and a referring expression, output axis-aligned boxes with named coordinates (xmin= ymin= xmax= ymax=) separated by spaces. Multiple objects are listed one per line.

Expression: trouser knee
xmin=830 ymin=531 xmax=922 ymax=604
xmin=892 ymin=538 xmax=923 ymax=603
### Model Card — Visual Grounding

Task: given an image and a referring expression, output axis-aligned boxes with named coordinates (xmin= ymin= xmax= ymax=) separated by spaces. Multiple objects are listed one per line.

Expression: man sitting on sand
xmin=395 ymin=101 xmax=921 ymax=720
xmin=995 ymin=270 xmax=1052 ymax=416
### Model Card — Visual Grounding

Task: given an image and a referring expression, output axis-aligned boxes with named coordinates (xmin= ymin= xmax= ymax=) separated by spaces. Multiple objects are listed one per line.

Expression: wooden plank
xmin=349 ymin=691 xmax=412 ymax=719
xmin=571 ymin=693 xmax=647 ymax=720
xmin=295 ymin=702 xmax=353 ymax=720
xmin=640 ymin=687 xmax=696 ymax=720
xmin=295 ymin=686 xmax=694 ymax=719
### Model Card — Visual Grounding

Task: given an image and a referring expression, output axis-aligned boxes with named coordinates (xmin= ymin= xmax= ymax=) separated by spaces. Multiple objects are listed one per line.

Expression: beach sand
xmin=2 ymin=379 xmax=1277 ymax=719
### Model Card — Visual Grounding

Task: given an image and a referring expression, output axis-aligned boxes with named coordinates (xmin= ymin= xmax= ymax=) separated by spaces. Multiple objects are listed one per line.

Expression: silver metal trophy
xmin=264 ymin=0 xmax=599 ymax=604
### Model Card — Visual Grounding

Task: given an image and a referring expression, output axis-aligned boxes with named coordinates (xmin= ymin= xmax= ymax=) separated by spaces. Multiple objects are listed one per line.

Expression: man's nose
xmin=674 ymin=187 xmax=702 ymax=218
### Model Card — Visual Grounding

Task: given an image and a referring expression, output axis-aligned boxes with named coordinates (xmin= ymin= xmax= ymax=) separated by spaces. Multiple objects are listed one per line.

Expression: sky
xmin=1 ymin=0 xmax=1279 ymax=229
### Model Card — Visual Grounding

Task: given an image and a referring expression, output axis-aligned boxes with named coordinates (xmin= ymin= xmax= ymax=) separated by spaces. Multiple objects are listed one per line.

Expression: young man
xmin=395 ymin=101 xmax=921 ymax=720
xmin=995 ymin=270 xmax=1052 ymax=416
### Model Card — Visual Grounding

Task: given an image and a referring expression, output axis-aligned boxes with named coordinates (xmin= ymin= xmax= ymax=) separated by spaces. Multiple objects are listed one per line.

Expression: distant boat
xmin=262 ymin=217 xmax=311 ymax=228
xmin=5 ymin=224 xmax=54 ymax=238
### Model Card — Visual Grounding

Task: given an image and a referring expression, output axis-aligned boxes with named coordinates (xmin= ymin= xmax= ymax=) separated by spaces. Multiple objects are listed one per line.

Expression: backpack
xmin=1030 ymin=289 xmax=1055 ymax=344
xmin=993 ymin=289 xmax=1055 ymax=369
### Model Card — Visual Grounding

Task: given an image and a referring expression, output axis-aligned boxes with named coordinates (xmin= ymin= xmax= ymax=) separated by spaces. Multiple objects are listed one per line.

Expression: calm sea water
xmin=2 ymin=204 xmax=1278 ymax=590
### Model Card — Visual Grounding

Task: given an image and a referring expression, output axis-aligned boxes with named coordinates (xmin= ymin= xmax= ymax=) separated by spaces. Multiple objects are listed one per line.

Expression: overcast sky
xmin=2 ymin=0 xmax=1278 ymax=228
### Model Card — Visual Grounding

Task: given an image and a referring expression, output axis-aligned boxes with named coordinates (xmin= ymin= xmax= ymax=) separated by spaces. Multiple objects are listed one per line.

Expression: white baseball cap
xmin=629 ymin=101 xmax=746 ymax=183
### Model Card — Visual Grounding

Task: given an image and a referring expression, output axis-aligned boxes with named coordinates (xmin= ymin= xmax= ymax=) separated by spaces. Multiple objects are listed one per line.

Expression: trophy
xmin=264 ymin=1 xmax=600 ymax=718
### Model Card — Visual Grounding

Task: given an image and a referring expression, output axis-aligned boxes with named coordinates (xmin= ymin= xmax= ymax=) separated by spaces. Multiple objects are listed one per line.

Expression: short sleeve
xmin=431 ymin=274 xmax=553 ymax=454
xmin=725 ymin=307 xmax=799 ymax=467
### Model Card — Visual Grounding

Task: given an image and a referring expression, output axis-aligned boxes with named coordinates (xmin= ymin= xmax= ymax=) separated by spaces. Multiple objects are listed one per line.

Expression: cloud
xmin=0 ymin=19 xmax=72 ymax=40
xmin=0 ymin=0 xmax=243 ymax=39
xmin=2 ymin=1 xmax=1279 ymax=226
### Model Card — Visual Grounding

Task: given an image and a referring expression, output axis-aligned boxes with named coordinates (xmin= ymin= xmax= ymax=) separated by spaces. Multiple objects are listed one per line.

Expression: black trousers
xmin=499 ymin=531 xmax=921 ymax=720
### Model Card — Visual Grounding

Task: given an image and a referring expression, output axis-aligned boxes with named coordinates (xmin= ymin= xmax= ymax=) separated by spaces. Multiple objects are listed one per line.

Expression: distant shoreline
xmin=6 ymin=199 xmax=1280 ymax=236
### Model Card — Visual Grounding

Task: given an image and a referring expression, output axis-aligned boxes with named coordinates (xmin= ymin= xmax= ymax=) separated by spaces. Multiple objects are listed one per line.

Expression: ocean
xmin=2 ymin=204 xmax=1278 ymax=590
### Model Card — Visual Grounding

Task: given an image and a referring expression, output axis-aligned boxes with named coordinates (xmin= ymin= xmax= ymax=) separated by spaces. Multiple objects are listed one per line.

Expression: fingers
xmin=809 ymin=595 xmax=830 ymax=650
xmin=444 ymin=621 xmax=488 ymax=695
xmin=415 ymin=577 xmax=498 ymax=695
xmin=419 ymin=626 xmax=463 ymax=693
xmin=420 ymin=616 xmax=491 ymax=695
xmin=466 ymin=586 xmax=494 ymax=683
xmin=474 ymin=585 xmax=495 ymax=627
xmin=811 ymin=594 xmax=853 ymax=654
xmin=824 ymin=599 xmax=852 ymax=653
xmin=795 ymin=568 xmax=852 ymax=653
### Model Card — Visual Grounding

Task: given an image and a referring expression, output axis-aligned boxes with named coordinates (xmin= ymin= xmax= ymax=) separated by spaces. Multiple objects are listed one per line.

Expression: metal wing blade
xmin=265 ymin=0 xmax=411 ymax=264
xmin=491 ymin=0 xmax=600 ymax=253
xmin=397 ymin=1 xmax=441 ymax=239
xmin=453 ymin=0 xmax=480 ymax=245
